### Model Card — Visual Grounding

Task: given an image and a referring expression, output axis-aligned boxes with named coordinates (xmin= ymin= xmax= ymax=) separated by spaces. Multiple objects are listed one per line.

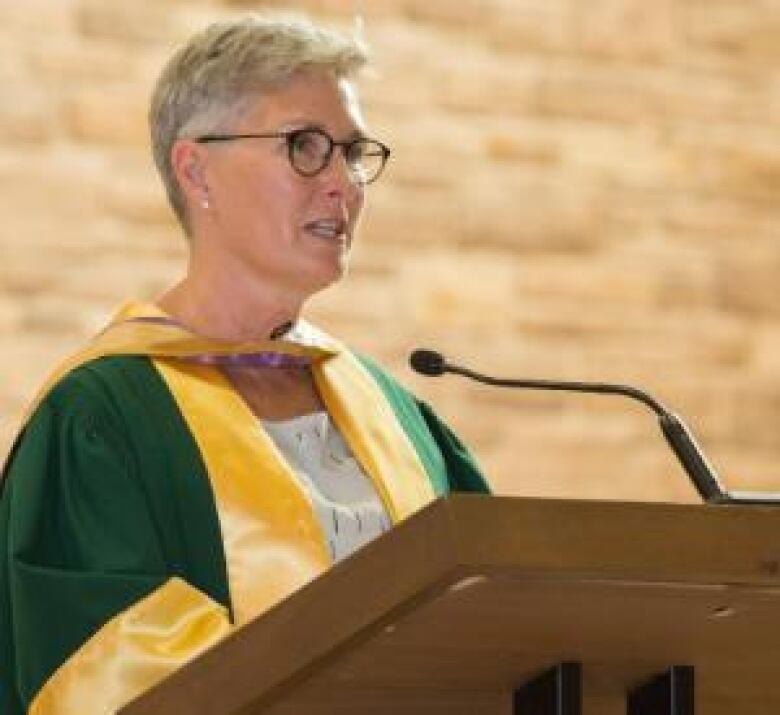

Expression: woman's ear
xmin=171 ymin=139 xmax=210 ymax=209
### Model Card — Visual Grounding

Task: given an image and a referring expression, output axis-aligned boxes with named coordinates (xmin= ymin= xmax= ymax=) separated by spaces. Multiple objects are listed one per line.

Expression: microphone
xmin=410 ymin=349 xmax=780 ymax=506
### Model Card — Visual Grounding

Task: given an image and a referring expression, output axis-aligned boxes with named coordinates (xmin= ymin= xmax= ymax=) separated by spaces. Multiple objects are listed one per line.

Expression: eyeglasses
xmin=195 ymin=127 xmax=391 ymax=185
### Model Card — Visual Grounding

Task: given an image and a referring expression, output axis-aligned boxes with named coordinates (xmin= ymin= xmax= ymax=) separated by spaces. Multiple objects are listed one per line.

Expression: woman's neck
xmin=156 ymin=272 xmax=304 ymax=343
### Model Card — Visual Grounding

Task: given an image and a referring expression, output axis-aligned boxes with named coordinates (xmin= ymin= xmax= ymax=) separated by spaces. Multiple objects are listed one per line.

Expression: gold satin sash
xmin=20 ymin=300 xmax=335 ymax=427
xmin=153 ymin=358 xmax=331 ymax=627
xmin=29 ymin=578 xmax=230 ymax=715
xmin=151 ymin=323 xmax=437 ymax=625
xmin=314 ymin=350 xmax=437 ymax=524
xmin=26 ymin=300 xmax=437 ymax=713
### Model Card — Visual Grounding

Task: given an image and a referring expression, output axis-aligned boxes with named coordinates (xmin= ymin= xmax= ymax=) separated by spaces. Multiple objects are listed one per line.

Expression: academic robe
xmin=0 ymin=302 xmax=490 ymax=714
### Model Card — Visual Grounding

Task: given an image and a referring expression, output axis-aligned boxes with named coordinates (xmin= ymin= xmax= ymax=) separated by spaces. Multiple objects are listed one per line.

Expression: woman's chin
xmin=297 ymin=255 xmax=349 ymax=297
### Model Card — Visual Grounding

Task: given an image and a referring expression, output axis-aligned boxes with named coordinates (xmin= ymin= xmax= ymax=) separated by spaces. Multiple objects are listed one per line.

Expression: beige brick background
xmin=1 ymin=0 xmax=779 ymax=503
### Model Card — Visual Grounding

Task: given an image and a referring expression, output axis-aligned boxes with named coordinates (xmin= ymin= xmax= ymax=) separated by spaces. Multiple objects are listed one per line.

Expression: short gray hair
xmin=149 ymin=14 xmax=370 ymax=233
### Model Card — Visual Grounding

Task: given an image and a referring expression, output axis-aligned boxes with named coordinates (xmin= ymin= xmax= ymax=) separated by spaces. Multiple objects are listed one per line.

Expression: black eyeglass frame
xmin=194 ymin=127 xmax=391 ymax=184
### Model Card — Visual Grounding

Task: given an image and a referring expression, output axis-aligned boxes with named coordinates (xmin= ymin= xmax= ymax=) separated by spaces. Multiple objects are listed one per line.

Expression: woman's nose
xmin=321 ymin=148 xmax=363 ymax=200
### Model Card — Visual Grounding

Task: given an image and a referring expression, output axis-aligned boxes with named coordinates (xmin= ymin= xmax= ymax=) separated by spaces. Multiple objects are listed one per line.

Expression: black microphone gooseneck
xmin=409 ymin=349 xmax=780 ymax=506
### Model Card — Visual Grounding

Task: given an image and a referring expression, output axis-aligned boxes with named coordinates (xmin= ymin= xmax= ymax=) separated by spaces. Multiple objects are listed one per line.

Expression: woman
xmin=0 ymin=14 xmax=489 ymax=715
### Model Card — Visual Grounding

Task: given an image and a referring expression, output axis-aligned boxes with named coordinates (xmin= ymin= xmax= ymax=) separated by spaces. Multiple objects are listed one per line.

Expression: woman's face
xmin=192 ymin=69 xmax=368 ymax=299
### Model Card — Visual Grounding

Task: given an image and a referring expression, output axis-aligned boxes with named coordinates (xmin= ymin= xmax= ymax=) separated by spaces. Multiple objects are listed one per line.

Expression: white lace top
xmin=262 ymin=412 xmax=392 ymax=563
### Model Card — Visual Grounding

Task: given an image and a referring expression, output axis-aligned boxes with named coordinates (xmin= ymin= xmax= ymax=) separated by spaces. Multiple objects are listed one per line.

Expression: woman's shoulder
xmin=4 ymin=356 xmax=163 ymax=470
xmin=44 ymin=355 xmax=158 ymax=416
xmin=352 ymin=351 xmax=491 ymax=495
xmin=353 ymin=352 xmax=416 ymax=400
xmin=1 ymin=358 xmax=157 ymax=498
xmin=1 ymin=354 xmax=203 ymax=505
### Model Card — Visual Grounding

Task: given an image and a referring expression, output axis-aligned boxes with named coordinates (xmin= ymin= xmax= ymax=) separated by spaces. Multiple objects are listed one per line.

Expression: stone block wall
xmin=2 ymin=0 xmax=779 ymax=502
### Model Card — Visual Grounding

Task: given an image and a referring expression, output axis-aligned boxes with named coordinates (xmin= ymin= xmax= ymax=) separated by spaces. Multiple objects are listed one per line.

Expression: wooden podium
xmin=120 ymin=496 xmax=780 ymax=715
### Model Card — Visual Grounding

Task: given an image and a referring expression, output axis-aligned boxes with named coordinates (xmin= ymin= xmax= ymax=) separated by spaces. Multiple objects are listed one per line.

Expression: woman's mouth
xmin=304 ymin=218 xmax=347 ymax=240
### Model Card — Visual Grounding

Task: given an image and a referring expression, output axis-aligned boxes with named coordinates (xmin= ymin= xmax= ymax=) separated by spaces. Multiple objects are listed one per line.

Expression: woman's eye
xmin=346 ymin=143 xmax=365 ymax=165
xmin=291 ymin=132 xmax=319 ymax=155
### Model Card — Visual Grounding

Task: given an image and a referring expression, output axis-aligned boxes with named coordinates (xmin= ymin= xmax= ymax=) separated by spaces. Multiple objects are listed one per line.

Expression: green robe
xmin=0 ymin=354 xmax=489 ymax=714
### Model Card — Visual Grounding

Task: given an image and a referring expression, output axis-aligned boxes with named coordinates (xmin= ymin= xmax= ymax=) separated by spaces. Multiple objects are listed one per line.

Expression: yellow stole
xmin=28 ymin=300 xmax=435 ymax=714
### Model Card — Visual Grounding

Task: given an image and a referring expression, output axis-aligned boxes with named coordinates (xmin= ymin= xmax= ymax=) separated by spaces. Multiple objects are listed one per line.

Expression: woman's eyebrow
xmin=278 ymin=119 xmax=368 ymax=140
xmin=346 ymin=128 xmax=368 ymax=141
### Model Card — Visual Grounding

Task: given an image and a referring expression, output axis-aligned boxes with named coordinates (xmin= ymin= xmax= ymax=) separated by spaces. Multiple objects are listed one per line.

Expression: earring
xmin=201 ymin=197 xmax=210 ymax=209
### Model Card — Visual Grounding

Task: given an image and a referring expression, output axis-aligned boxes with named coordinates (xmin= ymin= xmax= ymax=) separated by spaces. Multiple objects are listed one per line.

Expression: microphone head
xmin=409 ymin=349 xmax=447 ymax=376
